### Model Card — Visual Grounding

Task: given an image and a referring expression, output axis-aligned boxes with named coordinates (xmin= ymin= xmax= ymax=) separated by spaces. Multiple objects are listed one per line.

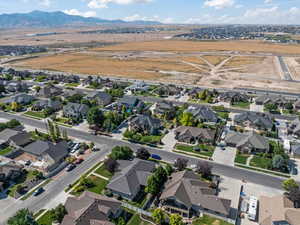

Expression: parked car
xmin=66 ymin=164 xmax=76 ymax=172
xmin=151 ymin=154 xmax=161 ymax=160
xmin=33 ymin=187 xmax=44 ymax=196
xmin=92 ymin=147 xmax=100 ymax=152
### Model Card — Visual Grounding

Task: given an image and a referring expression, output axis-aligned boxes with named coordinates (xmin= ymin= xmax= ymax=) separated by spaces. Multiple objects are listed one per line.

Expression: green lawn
xmin=235 ymin=154 xmax=250 ymax=165
xmin=37 ymin=211 xmax=53 ymax=225
xmin=231 ymin=101 xmax=250 ymax=109
xmin=127 ymin=214 xmax=151 ymax=225
xmin=250 ymin=156 xmax=272 ymax=169
xmin=175 ymin=144 xmax=215 ymax=157
xmin=65 ymin=83 xmax=79 ymax=87
xmin=94 ymin=164 xmax=114 ymax=178
xmin=193 ymin=215 xmax=231 ymax=225
xmin=24 ymin=111 xmax=47 ymax=119
xmin=217 ymin=111 xmax=229 ymax=120
xmin=0 ymin=146 xmax=13 ymax=155
xmin=71 ymin=175 xmax=108 ymax=196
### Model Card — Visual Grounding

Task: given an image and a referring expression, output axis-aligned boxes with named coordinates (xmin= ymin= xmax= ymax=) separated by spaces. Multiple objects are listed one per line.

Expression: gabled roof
xmin=118 ymin=96 xmax=138 ymax=107
xmin=107 ymin=159 xmax=155 ymax=196
xmin=85 ymin=91 xmax=112 ymax=102
xmin=185 ymin=106 xmax=219 ymax=123
xmin=234 ymin=112 xmax=273 ymax=130
xmin=175 ymin=126 xmax=215 ymax=140
xmin=0 ymin=128 xmax=31 ymax=146
xmin=130 ymin=114 xmax=161 ymax=131
xmin=160 ymin=170 xmax=231 ymax=216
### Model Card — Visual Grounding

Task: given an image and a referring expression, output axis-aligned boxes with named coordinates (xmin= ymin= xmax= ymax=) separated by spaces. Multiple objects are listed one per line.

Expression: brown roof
xmin=160 ymin=170 xmax=231 ymax=216
xmin=61 ymin=191 xmax=121 ymax=225
xmin=259 ymin=195 xmax=300 ymax=225
xmin=175 ymin=126 xmax=216 ymax=140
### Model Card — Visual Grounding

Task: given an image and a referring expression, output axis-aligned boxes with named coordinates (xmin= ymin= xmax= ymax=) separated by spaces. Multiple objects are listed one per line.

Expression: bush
xmin=110 ymin=146 xmax=133 ymax=160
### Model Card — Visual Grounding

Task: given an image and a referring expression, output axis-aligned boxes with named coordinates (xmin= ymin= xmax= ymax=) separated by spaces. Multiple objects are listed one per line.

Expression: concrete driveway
xmin=250 ymin=103 xmax=264 ymax=112
xmin=162 ymin=129 xmax=176 ymax=152
xmin=213 ymin=146 xmax=237 ymax=166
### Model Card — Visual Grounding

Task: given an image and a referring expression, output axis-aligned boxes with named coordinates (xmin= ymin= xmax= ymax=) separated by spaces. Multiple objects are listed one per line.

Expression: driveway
xmin=213 ymin=147 xmax=237 ymax=166
xmin=250 ymin=103 xmax=264 ymax=113
xmin=161 ymin=129 xmax=176 ymax=152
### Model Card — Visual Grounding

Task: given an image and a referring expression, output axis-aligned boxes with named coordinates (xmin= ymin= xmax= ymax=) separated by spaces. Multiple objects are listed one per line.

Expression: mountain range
xmin=0 ymin=11 xmax=161 ymax=28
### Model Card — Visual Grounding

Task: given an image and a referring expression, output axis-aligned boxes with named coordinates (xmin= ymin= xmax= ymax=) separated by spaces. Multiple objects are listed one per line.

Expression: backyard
xmin=193 ymin=215 xmax=232 ymax=225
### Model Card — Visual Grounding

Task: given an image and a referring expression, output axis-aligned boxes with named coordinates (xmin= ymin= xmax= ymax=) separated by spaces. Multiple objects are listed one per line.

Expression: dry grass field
xmin=223 ymin=56 xmax=266 ymax=68
xmin=201 ymin=55 xmax=229 ymax=65
xmin=94 ymin=40 xmax=300 ymax=55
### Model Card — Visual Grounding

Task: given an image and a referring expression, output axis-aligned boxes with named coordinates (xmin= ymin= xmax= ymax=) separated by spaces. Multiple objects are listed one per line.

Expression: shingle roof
xmin=175 ymin=126 xmax=216 ymax=141
xmin=160 ymin=170 xmax=231 ymax=216
xmin=107 ymin=159 xmax=155 ymax=196
xmin=130 ymin=115 xmax=161 ymax=132
xmin=0 ymin=128 xmax=31 ymax=146
xmin=234 ymin=112 xmax=273 ymax=130
xmin=186 ymin=106 xmax=219 ymax=123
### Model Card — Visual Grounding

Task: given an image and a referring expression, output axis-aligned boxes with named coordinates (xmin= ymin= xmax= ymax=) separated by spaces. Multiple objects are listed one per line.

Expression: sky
xmin=0 ymin=0 xmax=299 ymax=24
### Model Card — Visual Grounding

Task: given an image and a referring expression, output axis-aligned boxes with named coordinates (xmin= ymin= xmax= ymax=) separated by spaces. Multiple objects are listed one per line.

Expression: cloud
xmin=264 ymin=0 xmax=273 ymax=3
xmin=88 ymin=0 xmax=152 ymax=9
xmin=63 ymin=9 xmax=97 ymax=18
xmin=39 ymin=0 xmax=51 ymax=7
xmin=204 ymin=0 xmax=235 ymax=9
xmin=123 ymin=14 xmax=174 ymax=23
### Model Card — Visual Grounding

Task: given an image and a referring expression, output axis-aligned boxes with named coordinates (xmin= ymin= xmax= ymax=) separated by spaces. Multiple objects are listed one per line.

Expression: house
xmin=0 ymin=160 xmax=23 ymax=192
xmin=225 ymin=131 xmax=269 ymax=154
xmin=6 ymin=81 xmax=28 ymax=93
xmin=4 ymin=94 xmax=34 ymax=105
xmin=233 ymin=112 xmax=273 ymax=131
xmin=125 ymin=81 xmax=149 ymax=92
xmin=188 ymin=87 xmax=205 ymax=99
xmin=32 ymin=99 xmax=62 ymax=112
xmin=0 ymin=128 xmax=32 ymax=148
xmin=22 ymin=140 xmax=68 ymax=172
xmin=63 ymin=103 xmax=89 ymax=121
xmin=152 ymin=101 xmax=175 ymax=118
xmin=160 ymin=170 xmax=231 ymax=219
xmin=175 ymin=126 xmax=216 ymax=144
xmin=62 ymin=89 xmax=84 ymax=100
xmin=107 ymin=159 xmax=156 ymax=200
xmin=154 ymin=85 xmax=182 ymax=97
xmin=128 ymin=114 xmax=162 ymax=135
xmin=288 ymin=118 xmax=300 ymax=138
xmin=291 ymin=143 xmax=300 ymax=159
xmin=37 ymin=85 xmax=63 ymax=98
xmin=185 ymin=106 xmax=219 ymax=123
xmin=259 ymin=195 xmax=300 ymax=225
xmin=61 ymin=191 xmax=122 ymax=225
xmin=84 ymin=91 xmax=112 ymax=106
xmin=255 ymin=94 xmax=289 ymax=107
xmin=218 ymin=91 xmax=250 ymax=103
xmin=116 ymin=96 xmax=145 ymax=111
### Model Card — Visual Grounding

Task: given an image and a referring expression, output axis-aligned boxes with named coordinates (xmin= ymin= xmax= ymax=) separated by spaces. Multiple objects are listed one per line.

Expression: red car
xmin=75 ymin=158 xmax=84 ymax=164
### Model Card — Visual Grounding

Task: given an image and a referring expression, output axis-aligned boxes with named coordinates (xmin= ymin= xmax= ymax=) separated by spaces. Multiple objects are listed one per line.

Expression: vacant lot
xmin=223 ymin=56 xmax=265 ymax=68
xmin=201 ymin=55 xmax=229 ymax=65
xmin=95 ymin=40 xmax=300 ymax=55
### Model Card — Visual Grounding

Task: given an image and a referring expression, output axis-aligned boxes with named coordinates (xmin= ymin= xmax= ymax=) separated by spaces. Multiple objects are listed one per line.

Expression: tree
xmin=89 ymin=142 xmax=95 ymax=149
xmin=7 ymin=209 xmax=38 ymax=225
xmin=104 ymin=158 xmax=118 ymax=173
xmin=87 ymin=107 xmax=104 ymax=127
xmin=110 ymin=146 xmax=133 ymax=160
xmin=116 ymin=217 xmax=126 ymax=225
xmin=165 ymin=164 xmax=174 ymax=176
xmin=196 ymin=161 xmax=213 ymax=179
xmin=272 ymin=155 xmax=285 ymax=170
xmin=198 ymin=89 xmax=208 ymax=100
xmin=152 ymin=208 xmax=165 ymax=225
xmin=288 ymin=187 xmax=300 ymax=208
xmin=11 ymin=102 xmax=21 ymax=112
xmin=62 ymin=129 xmax=68 ymax=141
xmin=80 ymin=177 xmax=94 ymax=188
xmin=179 ymin=112 xmax=195 ymax=126
xmin=169 ymin=214 xmax=184 ymax=225
xmin=174 ymin=158 xmax=188 ymax=171
xmin=155 ymin=166 xmax=168 ymax=183
xmin=47 ymin=120 xmax=56 ymax=142
xmin=145 ymin=175 xmax=161 ymax=195
xmin=55 ymin=124 xmax=61 ymax=140
xmin=33 ymin=86 xmax=41 ymax=93
xmin=136 ymin=148 xmax=150 ymax=160
xmin=50 ymin=204 xmax=67 ymax=223
xmin=282 ymin=179 xmax=299 ymax=192
xmin=265 ymin=103 xmax=278 ymax=112
xmin=0 ymin=84 xmax=5 ymax=93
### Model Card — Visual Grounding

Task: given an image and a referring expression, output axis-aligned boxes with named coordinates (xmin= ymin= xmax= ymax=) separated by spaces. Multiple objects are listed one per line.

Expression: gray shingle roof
xmin=185 ymin=106 xmax=219 ymax=123
xmin=0 ymin=128 xmax=31 ymax=147
xmin=234 ymin=112 xmax=273 ymax=130
xmin=175 ymin=126 xmax=215 ymax=141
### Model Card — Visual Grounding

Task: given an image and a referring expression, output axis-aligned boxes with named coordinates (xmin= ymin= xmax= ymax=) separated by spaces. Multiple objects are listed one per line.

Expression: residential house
xmin=0 ymin=128 xmax=32 ymax=148
xmin=0 ymin=160 xmax=24 ymax=192
xmin=61 ymin=191 xmax=122 ymax=225
xmin=63 ymin=103 xmax=89 ymax=121
xmin=185 ymin=106 xmax=219 ymax=123
xmin=107 ymin=159 xmax=156 ymax=200
xmin=62 ymin=90 xmax=84 ymax=100
xmin=288 ymin=118 xmax=300 ymax=138
xmin=125 ymin=81 xmax=149 ymax=92
xmin=128 ymin=114 xmax=162 ymax=135
xmin=6 ymin=81 xmax=28 ymax=93
xmin=152 ymin=101 xmax=175 ymax=118
xmin=63 ymin=75 xmax=80 ymax=84
xmin=37 ymin=85 xmax=63 ymax=98
xmin=255 ymin=94 xmax=290 ymax=107
xmin=174 ymin=126 xmax=216 ymax=144
xmin=225 ymin=131 xmax=269 ymax=154
xmin=4 ymin=94 xmax=34 ymax=105
xmin=116 ymin=96 xmax=145 ymax=112
xmin=31 ymin=99 xmax=62 ymax=112
xmin=218 ymin=91 xmax=250 ymax=103
xmin=84 ymin=91 xmax=112 ymax=106
xmin=259 ymin=195 xmax=300 ymax=225
xmin=154 ymin=85 xmax=182 ymax=97
xmin=22 ymin=140 xmax=68 ymax=172
xmin=160 ymin=170 xmax=231 ymax=219
xmin=233 ymin=112 xmax=273 ymax=131
xmin=188 ymin=87 xmax=205 ymax=99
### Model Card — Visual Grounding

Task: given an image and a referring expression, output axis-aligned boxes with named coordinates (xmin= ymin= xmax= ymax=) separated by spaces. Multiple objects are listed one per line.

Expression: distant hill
xmin=0 ymin=11 xmax=161 ymax=28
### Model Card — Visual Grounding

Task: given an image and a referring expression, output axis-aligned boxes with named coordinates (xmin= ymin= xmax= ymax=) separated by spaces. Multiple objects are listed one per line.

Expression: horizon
xmin=0 ymin=0 xmax=299 ymax=25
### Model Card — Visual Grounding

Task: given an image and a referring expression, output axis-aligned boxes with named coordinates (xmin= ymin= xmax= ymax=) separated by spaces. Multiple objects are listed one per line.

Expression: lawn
xmin=65 ymin=83 xmax=79 ymax=87
xmin=94 ymin=164 xmax=114 ymax=179
xmin=0 ymin=146 xmax=13 ymax=156
xmin=235 ymin=154 xmax=250 ymax=165
xmin=250 ymin=156 xmax=272 ymax=169
xmin=175 ymin=144 xmax=215 ymax=157
xmin=217 ymin=111 xmax=229 ymax=120
xmin=24 ymin=111 xmax=47 ymax=119
xmin=127 ymin=214 xmax=151 ymax=225
xmin=231 ymin=101 xmax=250 ymax=109
xmin=71 ymin=175 xmax=108 ymax=196
xmin=37 ymin=211 xmax=53 ymax=225
xmin=193 ymin=215 xmax=231 ymax=225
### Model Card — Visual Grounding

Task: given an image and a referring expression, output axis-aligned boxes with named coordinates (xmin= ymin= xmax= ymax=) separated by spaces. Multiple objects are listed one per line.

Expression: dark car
xmin=151 ymin=154 xmax=161 ymax=160
xmin=66 ymin=164 xmax=76 ymax=172
xmin=33 ymin=187 xmax=44 ymax=196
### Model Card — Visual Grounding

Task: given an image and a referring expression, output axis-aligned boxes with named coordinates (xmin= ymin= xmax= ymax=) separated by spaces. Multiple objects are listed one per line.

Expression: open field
xmin=223 ymin=56 xmax=265 ymax=68
xmin=201 ymin=55 xmax=229 ymax=66
xmin=94 ymin=40 xmax=300 ymax=55
xmin=284 ymin=57 xmax=300 ymax=80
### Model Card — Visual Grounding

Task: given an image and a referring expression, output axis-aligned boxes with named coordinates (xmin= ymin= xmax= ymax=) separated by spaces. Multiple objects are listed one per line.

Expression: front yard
xmin=70 ymin=175 xmax=108 ymax=196
xmin=127 ymin=214 xmax=152 ymax=225
xmin=231 ymin=101 xmax=250 ymax=109
xmin=175 ymin=144 xmax=215 ymax=158
xmin=249 ymin=155 xmax=272 ymax=169
xmin=24 ymin=111 xmax=47 ymax=119
xmin=234 ymin=153 xmax=250 ymax=165
xmin=193 ymin=215 xmax=232 ymax=225
xmin=94 ymin=164 xmax=114 ymax=179
xmin=37 ymin=211 xmax=53 ymax=225
xmin=0 ymin=146 xmax=14 ymax=155
xmin=123 ymin=130 xmax=164 ymax=145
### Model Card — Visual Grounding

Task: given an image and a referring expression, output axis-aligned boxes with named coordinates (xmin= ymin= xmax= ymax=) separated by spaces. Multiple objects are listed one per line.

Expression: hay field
xmin=94 ymin=40 xmax=300 ymax=55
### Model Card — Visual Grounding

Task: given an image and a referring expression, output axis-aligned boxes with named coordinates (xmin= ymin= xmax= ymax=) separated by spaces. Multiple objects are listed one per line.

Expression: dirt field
xmin=94 ymin=40 xmax=300 ymax=55
xmin=223 ymin=56 xmax=265 ymax=68
xmin=285 ymin=57 xmax=300 ymax=80
xmin=201 ymin=55 xmax=229 ymax=66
